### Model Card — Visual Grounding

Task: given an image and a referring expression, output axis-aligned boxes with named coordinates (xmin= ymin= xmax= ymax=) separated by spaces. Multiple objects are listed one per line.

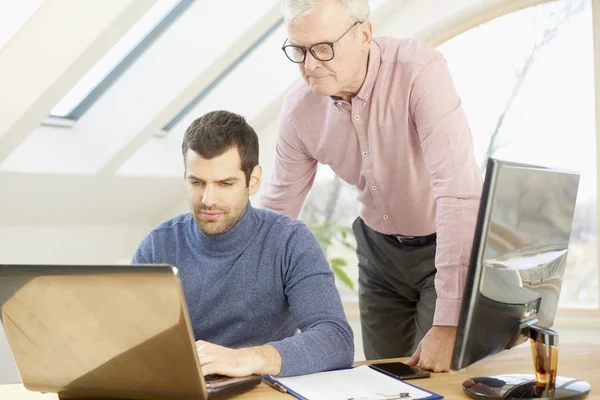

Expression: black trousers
xmin=352 ymin=217 xmax=437 ymax=360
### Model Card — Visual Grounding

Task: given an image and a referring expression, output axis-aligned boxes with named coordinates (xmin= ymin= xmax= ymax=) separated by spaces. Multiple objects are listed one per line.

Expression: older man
xmin=260 ymin=0 xmax=482 ymax=371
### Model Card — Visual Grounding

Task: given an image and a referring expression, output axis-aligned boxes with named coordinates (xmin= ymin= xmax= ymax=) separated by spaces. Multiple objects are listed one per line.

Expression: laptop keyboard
xmin=205 ymin=374 xmax=229 ymax=384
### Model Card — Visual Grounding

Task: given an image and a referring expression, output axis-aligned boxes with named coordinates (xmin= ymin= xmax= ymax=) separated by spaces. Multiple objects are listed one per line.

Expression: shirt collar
xmin=356 ymin=40 xmax=381 ymax=101
xmin=330 ymin=40 xmax=381 ymax=103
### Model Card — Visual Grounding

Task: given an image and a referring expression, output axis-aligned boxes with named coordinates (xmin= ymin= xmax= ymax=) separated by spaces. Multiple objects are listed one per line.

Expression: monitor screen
xmin=451 ymin=158 xmax=580 ymax=371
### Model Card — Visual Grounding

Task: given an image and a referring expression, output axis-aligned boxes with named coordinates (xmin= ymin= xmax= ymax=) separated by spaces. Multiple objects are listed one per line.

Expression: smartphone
xmin=368 ymin=361 xmax=431 ymax=380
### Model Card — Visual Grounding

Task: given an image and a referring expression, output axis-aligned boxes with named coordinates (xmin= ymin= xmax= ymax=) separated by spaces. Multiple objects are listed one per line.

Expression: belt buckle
xmin=396 ymin=235 xmax=416 ymax=244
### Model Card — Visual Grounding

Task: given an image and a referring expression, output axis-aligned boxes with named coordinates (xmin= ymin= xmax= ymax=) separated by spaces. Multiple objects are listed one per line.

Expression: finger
xmin=406 ymin=342 xmax=422 ymax=366
xmin=431 ymin=361 xmax=447 ymax=373
xmin=417 ymin=351 xmax=436 ymax=371
xmin=418 ymin=359 xmax=433 ymax=371
xmin=433 ymin=358 xmax=451 ymax=373
xmin=202 ymin=362 xmax=238 ymax=378
xmin=198 ymin=354 xmax=219 ymax=366
xmin=201 ymin=363 xmax=220 ymax=376
xmin=196 ymin=340 xmax=209 ymax=350
xmin=416 ymin=350 xmax=430 ymax=370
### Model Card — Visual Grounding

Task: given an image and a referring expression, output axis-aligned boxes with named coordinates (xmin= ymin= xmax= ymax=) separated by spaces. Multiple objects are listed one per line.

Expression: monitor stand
xmin=462 ymin=324 xmax=591 ymax=400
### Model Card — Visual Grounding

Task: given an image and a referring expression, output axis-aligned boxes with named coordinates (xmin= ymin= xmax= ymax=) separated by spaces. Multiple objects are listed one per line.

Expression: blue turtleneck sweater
xmin=131 ymin=204 xmax=354 ymax=376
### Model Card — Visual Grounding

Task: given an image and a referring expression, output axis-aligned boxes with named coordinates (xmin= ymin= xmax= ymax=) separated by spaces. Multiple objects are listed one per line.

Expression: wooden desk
xmin=2 ymin=343 xmax=599 ymax=399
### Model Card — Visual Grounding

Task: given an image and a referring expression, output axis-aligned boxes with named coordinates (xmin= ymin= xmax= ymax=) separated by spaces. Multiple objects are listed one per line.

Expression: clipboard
xmin=263 ymin=365 xmax=443 ymax=400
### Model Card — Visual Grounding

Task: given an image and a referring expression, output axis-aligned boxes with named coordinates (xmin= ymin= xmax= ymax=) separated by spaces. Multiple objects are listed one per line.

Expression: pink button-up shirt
xmin=260 ymin=37 xmax=483 ymax=326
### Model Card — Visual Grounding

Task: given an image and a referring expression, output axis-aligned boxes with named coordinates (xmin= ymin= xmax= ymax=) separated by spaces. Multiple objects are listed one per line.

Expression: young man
xmin=260 ymin=0 xmax=482 ymax=371
xmin=132 ymin=110 xmax=354 ymax=377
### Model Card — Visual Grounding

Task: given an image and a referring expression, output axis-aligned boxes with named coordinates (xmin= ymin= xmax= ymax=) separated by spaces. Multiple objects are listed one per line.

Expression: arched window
xmin=438 ymin=0 xmax=597 ymax=307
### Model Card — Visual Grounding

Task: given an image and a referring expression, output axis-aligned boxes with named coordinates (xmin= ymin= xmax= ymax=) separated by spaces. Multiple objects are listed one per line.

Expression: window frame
xmin=47 ymin=0 xmax=194 ymax=122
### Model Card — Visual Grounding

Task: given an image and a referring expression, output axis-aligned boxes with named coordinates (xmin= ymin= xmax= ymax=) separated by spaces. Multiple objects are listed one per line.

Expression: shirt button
xmin=355 ymin=115 xmax=360 ymax=120
xmin=362 ymin=151 xmax=368 ymax=156
xmin=365 ymin=94 xmax=369 ymax=98
xmin=383 ymin=215 xmax=389 ymax=220
xmin=372 ymin=185 xmax=377 ymax=191
xmin=336 ymin=102 xmax=342 ymax=106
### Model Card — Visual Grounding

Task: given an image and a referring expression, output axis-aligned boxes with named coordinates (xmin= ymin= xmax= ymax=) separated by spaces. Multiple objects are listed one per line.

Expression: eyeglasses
xmin=281 ymin=21 xmax=362 ymax=64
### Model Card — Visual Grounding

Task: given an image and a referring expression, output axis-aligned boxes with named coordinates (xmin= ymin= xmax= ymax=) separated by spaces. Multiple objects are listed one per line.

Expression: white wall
xmin=253 ymin=118 xmax=279 ymax=207
xmin=0 ymin=225 xmax=153 ymax=264
xmin=0 ymin=323 xmax=19 ymax=384
xmin=0 ymin=224 xmax=153 ymax=383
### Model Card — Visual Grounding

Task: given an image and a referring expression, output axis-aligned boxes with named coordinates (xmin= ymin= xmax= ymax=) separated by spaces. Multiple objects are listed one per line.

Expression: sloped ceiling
xmin=0 ymin=0 xmax=555 ymax=225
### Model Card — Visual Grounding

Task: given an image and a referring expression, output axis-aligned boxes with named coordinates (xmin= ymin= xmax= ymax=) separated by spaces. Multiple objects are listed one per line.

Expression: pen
xmin=263 ymin=378 xmax=288 ymax=393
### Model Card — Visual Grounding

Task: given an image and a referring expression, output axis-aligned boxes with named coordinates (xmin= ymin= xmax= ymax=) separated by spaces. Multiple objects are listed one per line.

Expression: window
xmin=114 ymin=0 xmax=283 ymax=178
xmin=162 ymin=17 xmax=284 ymax=133
xmin=438 ymin=0 xmax=597 ymax=307
xmin=297 ymin=0 xmax=598 ymax=307
xmin=49 ymin=0 xmax=190 ymax=119
xmin=164 ymin=0 xmax=389 ymax=140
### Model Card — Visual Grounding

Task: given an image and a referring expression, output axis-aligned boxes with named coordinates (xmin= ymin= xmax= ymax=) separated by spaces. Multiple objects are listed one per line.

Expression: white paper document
xmin=270 ymin=365 xmax=442 ymax=400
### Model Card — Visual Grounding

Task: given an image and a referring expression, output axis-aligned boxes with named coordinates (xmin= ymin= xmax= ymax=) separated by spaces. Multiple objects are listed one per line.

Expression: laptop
xmin=0 ymin=264 xmax=262 ymax=399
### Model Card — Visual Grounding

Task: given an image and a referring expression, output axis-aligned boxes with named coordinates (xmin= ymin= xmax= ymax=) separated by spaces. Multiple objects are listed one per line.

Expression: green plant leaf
xmin=341 ymin=240 xmax=356 ymax=251
xmin=309 ymin=222 xmax=357 ymax=291
xmin=329 ymin=257 xmax=347 ymax=268
xmin=320 ymin=238 xmax=333 ymax=246
xmin=339 ymin=226 xmax=354 ymax=235
xmin=332 ymin=265 xmax=354 ymax=290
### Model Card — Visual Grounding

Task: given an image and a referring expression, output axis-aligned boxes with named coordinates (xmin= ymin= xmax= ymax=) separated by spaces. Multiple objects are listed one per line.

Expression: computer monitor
xmin=450 ymin=158 xmax=591 ymax=399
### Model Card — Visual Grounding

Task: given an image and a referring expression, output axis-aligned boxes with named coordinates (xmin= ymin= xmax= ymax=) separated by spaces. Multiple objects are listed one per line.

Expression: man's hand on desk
xmin=195 ymin=340 xmax=283 ymax=377
xmin=406 ymin=325 xmax=457 ymax=372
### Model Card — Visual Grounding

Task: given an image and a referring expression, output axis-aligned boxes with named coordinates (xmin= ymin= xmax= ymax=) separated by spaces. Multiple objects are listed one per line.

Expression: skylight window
xmin=49 ymin=0 xmax=190 ymax=119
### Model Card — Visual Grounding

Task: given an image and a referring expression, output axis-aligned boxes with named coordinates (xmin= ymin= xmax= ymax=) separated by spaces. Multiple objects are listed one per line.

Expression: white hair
xmin=282 ymin=0 xmax=370 ymax=23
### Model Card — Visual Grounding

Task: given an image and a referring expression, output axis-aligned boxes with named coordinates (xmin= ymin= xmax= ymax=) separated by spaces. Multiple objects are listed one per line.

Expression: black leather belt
xmin=392 ymin=232 xmax=436 ymax=246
